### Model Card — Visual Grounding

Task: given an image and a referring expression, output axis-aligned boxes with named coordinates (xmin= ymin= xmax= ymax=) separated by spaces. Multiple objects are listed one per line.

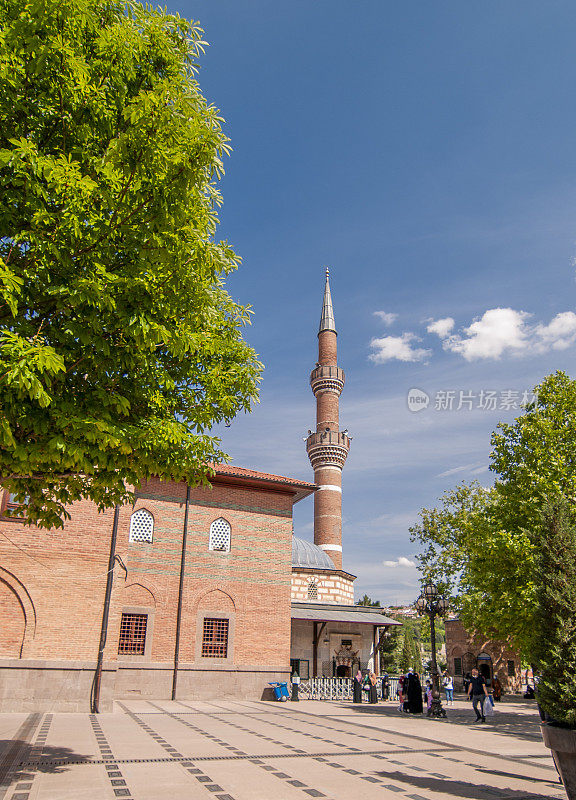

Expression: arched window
xmin=129 ymin=509 xmax=154 ymax=544
xmin=307 ymin=580 xmax=318 ymax=600
xmin=209 ymin=518 xmax=231 ymax=553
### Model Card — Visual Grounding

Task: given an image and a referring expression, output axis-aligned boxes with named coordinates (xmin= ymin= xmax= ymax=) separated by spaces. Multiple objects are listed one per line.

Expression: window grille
xmin=307 ymin=580 xmax=318 ymax=600
xmin=202 ymin=618 xmax=229 ymax=658
xmin=118 ymin=613 xmax=147 ymax=655
xmin=507 ymin=660 xmax=515 ymax=677
xmin=454 ymin=657 xmax=463 ymax=676
xmin=129 ymin=509 xmax=154 ymax=543
xmin=209 ymin=518 xmax=231 ymax=552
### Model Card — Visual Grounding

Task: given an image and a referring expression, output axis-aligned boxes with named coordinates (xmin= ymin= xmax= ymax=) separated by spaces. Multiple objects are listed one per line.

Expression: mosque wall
xmin=0 ymin=472 xmax=306 ymax=711
xmin=290 ymin=619 xmax=378 ymax=677
xmin=291 ymin=570 xmax=354 ymax=604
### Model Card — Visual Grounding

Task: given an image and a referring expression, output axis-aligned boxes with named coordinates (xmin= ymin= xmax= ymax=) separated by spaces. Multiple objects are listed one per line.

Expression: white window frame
xmin=129 ymin=508 xmax=154 ymax=544
xmin=209 ymin=517 xmax=231 ymax=553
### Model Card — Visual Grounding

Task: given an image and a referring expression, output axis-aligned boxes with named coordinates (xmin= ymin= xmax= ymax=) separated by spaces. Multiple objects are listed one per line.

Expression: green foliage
xmin=378 ymin=625 xmax=400 ymax=672
xmin=532 ymin=502 xmax=576 ymax=726
xmin=410 ymin=372 xmax=576 ymax=658
xmin=398 ymin=630 xmax=413 ymax=673
xmin=0 ymin=0 xmax=261 ymax=527
xmin=356 ymin=594 xmax=381 ymax=607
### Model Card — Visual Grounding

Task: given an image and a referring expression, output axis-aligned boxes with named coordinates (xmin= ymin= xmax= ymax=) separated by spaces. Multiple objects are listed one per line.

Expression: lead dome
xmin=292 ymin=536 xmax=335 ymax=569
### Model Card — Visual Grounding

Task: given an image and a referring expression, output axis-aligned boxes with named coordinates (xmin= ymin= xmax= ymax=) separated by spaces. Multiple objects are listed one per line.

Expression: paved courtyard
xmin=0 ymin=698 xmax=563 ymax=800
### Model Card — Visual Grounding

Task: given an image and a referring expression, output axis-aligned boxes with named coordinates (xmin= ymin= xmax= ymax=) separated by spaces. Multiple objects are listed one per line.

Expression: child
xmin=424 ymin=680 xmax=433 ymax=712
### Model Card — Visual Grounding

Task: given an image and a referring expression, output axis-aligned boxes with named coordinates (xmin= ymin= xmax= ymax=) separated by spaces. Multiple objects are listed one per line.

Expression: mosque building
xmin=0 ymin=272 xmax=397 ymax=711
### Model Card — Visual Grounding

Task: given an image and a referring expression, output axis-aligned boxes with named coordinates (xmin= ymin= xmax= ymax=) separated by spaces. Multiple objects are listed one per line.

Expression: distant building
xmin=445 ymin=619 xmax=521 ymax=692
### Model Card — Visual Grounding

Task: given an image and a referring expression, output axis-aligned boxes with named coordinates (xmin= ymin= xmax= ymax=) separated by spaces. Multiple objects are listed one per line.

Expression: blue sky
xmin=173 ymin=1 xmax=576 ymax=603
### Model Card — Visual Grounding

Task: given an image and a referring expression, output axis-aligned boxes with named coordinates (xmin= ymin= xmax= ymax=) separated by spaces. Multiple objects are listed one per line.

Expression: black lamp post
xmin=415 ymin=582 xmax=449 ymax=718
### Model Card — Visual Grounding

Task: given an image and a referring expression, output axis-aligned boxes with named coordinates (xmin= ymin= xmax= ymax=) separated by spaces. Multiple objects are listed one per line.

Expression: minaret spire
xmin=319 ymin=268 xmax=336 ymax=334
xmin=305 ymin=269 xmax=350 ymax=570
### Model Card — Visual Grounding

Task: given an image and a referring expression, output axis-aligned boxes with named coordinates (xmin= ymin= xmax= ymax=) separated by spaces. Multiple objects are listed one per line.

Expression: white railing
xmin=298 ymin=676 xmax=402 ymax=701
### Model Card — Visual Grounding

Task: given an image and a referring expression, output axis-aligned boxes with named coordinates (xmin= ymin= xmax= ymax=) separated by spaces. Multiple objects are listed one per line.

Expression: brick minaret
xmin=305 ymin=269 xmax=350 ymax=570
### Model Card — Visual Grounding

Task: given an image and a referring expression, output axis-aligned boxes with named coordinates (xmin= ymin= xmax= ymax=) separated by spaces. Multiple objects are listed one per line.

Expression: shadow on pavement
xmin=341 ymin=702 xmax=545 ymax=743
xmin=374 ymin=769 xmax=560 ymax=800
xmin=3 ymin=740 xmax=93 ymax=774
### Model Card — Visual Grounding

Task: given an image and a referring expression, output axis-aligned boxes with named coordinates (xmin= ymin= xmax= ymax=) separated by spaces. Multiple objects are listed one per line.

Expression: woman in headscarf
xmin=353 ymin=668 xmax=363 ymax=704
xmin=407 ymin=671 xmax=423 ymax=714
xmin=368 ymin=671 xmax=378 ymax=704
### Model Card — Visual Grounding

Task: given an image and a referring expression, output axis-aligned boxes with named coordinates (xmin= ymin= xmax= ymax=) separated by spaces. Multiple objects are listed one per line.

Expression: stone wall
xmin=291 ymin=570 xmax=354 ymax=604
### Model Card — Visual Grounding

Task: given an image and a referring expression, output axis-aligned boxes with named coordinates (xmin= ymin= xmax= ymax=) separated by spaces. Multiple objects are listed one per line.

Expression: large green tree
xmin=411 ymin=372 xmax=576 ymax=657
xmin=0 ymin=0 xmax=261 ymax=527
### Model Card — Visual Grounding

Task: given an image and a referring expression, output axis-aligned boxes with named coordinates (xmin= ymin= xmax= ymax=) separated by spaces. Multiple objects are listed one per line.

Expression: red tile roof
xmin=211 ymin=463 xmax=315 ymax=490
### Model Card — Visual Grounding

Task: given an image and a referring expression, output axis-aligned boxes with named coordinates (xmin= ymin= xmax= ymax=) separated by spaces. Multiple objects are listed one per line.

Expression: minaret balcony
xmin=310 ymin=365 xmax=345 ymax=395
xmin=306 ymin=431 xmax=350 ymax=470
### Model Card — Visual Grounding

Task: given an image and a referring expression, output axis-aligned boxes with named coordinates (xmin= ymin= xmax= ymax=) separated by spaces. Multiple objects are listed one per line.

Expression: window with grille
xmin=202 ymin=618 xmax=229 ymax=658
xmin=129 ymin=509 xmax=154 ymax=543
xmin=118 ymin=613 xmax=148 ymax=655
xmin=454 ymin=657 xmax=463 ymax=676
xmin=209 ymin=518 xmax=231 ymax=552
xmin=1 ymin=491 xmax=29 ymax=518
xmin=307 ymin=580 xmax=318 ymax=600
xmin=507 ymin=660 xmax=516 ymax=677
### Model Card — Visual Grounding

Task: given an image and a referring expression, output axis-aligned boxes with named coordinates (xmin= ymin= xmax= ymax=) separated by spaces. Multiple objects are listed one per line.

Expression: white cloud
xmin=438 ymin=308 xmax=576 ymax=361
xmin=427 ymin=317 xmax=455 ymax=338
xmin=534 ymin=311 xmax=576 ymax=352
xmin=445 ymin=308 xmax=529 ymax=361
xmin=382 ymin=556 xmax=416 ymax=568
xmin=369 ymin=333 xmax=431 ymax=363
xmin=374 ymin=311 xmax=398 ymax=326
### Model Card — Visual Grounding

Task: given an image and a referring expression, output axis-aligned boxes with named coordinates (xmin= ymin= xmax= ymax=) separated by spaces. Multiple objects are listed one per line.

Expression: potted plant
xmin=532 ymin=502 xmax=576 ymax=798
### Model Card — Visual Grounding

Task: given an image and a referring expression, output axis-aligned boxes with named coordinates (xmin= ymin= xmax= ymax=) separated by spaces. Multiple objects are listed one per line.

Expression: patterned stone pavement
xmin=0 ymin=698 xmax=564 ymax=800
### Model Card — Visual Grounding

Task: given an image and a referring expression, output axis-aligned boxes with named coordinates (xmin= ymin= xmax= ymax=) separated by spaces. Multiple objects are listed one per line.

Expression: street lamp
xmin=415 ymin=582 xmax=449 ymax=718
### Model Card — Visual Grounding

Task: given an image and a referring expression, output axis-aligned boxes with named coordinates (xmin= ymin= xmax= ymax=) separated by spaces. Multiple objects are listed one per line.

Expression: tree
xmin=398 ymin=630 xmax=413 ymax=673
xmin=356 ymin=594 xmax=381 ymax=607
xmin=0 ymin=0 xmax=261 ymax=527
xmin=411 ymin=372 xmax=576 ymax=657
xmin=532 ymin=502 xmax=576 ymax=726
xmin=378 ymin=625 xmax=401 ymax=672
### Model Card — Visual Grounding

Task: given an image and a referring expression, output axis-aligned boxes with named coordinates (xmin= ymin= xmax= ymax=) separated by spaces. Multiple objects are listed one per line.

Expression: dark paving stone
xmin=107 ymin=772 xmax=122 ymax=778
xmin=215 ymin=795 xmax=236 ymax=800
xmin=344 ymin=769 xmax=360 ymax=775
xmin=12 ymin=794 xmax=30 ymax=800
xmin=272 ymin=772 xmax=290 ymax=778
xmin=111 ymin=779 xmax=126 ymax=786
xmin=113 ymin=791 xmax=131 ymax=798
xmin=382 ymin=787 xmax=404 ymax=794
xmin=16 ymin=784 xmax=33 ymax=790
xmin=361 ymin=777 xmax=380 ymax=783
xmin=303 ymin=791 xmax=325 ymax=798
xmin=188 ymin=768 xmax=203 ymax=774
xmin=196 ymin=776 xmax=211 ymax=782
xmin=288 ymin=780 xmax=306 ymax=787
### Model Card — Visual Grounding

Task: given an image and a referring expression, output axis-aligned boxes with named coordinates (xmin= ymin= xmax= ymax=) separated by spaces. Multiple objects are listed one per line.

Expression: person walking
xmin=353 ymin=668 xmax=363 ymax=704
xmin=467 ymin=667 xmax=488 ymax=723
xmin=381 ymin=672 xmax=390 ymax=701
xmin=407 ymin=671 xmax=424 ymax=714
xmin=368 ymin=671 xmax=378 ymax=704
xmin=443 ymin=672 xmax=454 ymax=706
xmin=492 ymin=676 xmax=502 ymax=702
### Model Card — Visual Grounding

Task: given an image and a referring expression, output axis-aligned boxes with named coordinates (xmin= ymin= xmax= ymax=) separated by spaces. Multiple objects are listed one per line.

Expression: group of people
xmin=353 ymin=669 xmax=379 ymax=703
xmin=351 ymin=666 xmax=500 ymax=724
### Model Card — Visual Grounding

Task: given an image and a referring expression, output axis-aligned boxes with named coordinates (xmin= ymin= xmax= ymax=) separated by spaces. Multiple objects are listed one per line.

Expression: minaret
xmin=305 ymin=269 xmax=350 ymax=570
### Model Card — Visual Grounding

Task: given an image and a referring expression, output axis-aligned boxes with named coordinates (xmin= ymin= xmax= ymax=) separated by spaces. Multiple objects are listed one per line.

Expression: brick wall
xmin=444 ymin=618 xmax=521 ymax=692
xmin=0 ymin=473 xmax=301 ymax=707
